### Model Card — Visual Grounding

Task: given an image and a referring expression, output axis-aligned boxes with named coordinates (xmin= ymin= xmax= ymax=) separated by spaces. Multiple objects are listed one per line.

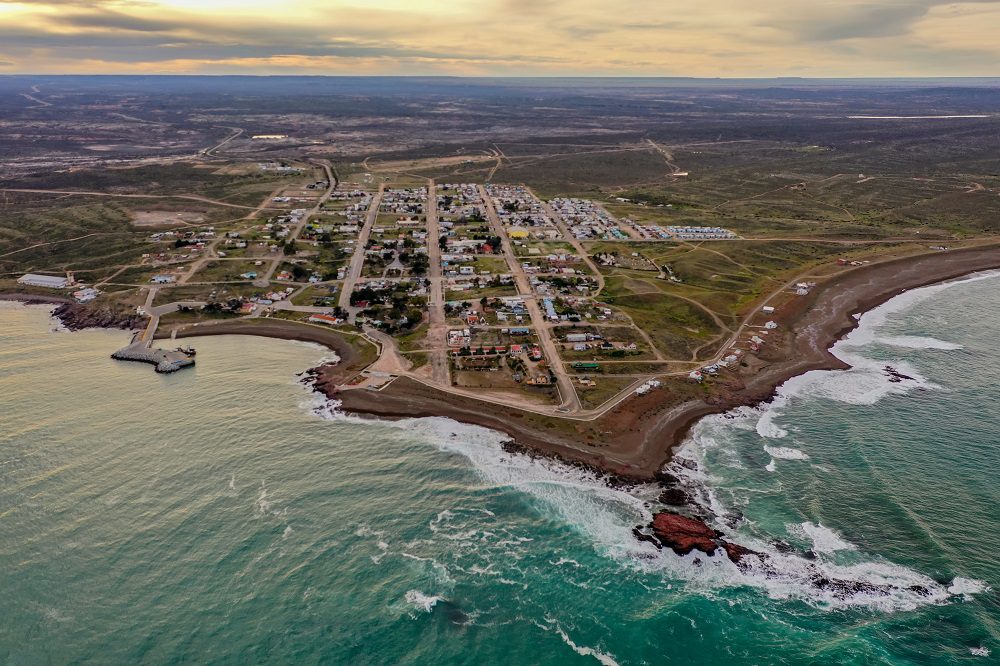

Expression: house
xmin=507 ymin=229 xmax=530 ymax=239
xmin=18 ymin=273 xmax=72 ymax=289
xmin=762 ymin=306 xmax=775 ymax=314
xmin=308 ymin=314 xmax=342 ymax=326
xmin=73 ymin=287 xmax=100 ymax=303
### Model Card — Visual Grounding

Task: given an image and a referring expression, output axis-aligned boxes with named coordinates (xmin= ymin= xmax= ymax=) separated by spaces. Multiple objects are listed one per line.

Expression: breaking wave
xmin=300 ymin=272 xmax=1000 ymax=614
xmin=764 ymin=446 xmax=810 ymax=461
xmin=404 ymin=590 xmax=444 ymax=613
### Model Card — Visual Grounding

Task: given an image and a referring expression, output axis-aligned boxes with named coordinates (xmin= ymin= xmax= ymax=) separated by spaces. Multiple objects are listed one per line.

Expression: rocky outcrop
xmin=650 ymin=512 xmax=723 ymax=557
xmin=637 ymin=511 xmax=939 ymax=600
xmin=643 ymin=511 xmax=764 ymax=565
xmin=51 ymin=303 xmax=143 ymax=331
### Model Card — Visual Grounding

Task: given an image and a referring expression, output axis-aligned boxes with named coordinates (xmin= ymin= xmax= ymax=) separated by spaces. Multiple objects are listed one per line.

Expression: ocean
xmin=1 ymin=272 xmax=997 ymax=665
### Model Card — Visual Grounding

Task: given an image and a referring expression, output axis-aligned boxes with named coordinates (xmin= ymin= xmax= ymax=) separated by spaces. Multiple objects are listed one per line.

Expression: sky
xmin=0 ymin=0 xmax=998 ymax=76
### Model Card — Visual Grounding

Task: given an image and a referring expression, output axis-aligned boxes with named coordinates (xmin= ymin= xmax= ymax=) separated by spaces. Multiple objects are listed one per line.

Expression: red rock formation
xmin=650 ymin=512 xmax=720 ymax=557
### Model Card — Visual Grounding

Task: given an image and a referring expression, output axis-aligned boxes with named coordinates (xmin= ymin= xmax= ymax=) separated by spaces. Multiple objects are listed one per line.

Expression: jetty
xmin=111 ymin=298 xmax=195 ymax=373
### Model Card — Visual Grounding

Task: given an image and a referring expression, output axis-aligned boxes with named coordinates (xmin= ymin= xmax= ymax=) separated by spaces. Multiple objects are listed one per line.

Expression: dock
xmin=111 ymin=341 xmax=195 ymax=373
xmin=111 ymin=299 xmax=196 ymax=373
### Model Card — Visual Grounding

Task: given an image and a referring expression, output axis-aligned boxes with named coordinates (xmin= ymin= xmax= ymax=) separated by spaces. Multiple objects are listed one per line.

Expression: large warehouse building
xmin=17 ymin=273 xmax=73 ymax=289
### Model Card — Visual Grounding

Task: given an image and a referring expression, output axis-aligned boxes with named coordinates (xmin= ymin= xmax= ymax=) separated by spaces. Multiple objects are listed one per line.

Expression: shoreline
xmin=162 ymin=319 xmax=371 ymax=385
xmin=7 ymin=244 xmax=999 ymax=483
xmin=308 ymin=243 xmax=1000 ymax=481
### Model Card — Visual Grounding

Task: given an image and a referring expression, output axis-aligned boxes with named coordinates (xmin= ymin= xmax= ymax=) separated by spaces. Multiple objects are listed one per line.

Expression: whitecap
xmin=396 ymin=416 xmax=661 ymax=560
xmin=755 ymin=409 xmax=788 ymax=439
xmin=404 ymin=590 xmax=443 ymax=613
xmin=534 ymin=619 xmax=620 ymax=666
xmin=764 ymin=446 xmax=810 ymax=461
xmin=765 ymin=459 xmax=777 ymax=473
xmin=876 ymin=336 xmax=963 ymax=351
xmin=970 ymin=647 xmax=991 ymax=657
xmin=794 ymin=522 xmax=856 ymax=554
xmin=662 ymin=427 xmax=966 ymax=612
xmin=949 ymin=577 xmax=988 ymax=596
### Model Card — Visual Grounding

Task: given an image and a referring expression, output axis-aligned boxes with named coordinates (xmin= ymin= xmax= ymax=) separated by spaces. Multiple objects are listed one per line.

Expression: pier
xmin=111 ymin=340 xmax=195 ymax=373
xmin=111 ymin=292 xmax=196 ymax=373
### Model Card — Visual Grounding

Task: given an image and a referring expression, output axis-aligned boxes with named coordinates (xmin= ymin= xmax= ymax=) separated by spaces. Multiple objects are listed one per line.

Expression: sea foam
xmin=404 ymin=590 xmax=444 ymax=613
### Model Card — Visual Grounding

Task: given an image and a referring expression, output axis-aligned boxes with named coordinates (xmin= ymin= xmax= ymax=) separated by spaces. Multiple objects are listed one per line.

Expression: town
xmin=15 ymin=163 xmax=827 ymax=416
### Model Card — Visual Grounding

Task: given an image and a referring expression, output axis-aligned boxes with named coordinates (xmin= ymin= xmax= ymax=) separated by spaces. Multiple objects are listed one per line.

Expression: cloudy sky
xmin=0 ymin=0 xmax=997 ymax=76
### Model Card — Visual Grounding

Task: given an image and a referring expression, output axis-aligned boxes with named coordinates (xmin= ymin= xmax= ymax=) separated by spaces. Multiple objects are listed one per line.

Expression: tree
xmin=283 ymin=239 xmax=297 ymax=255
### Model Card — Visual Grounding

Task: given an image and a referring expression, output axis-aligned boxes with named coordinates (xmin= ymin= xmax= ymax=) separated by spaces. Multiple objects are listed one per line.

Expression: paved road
xmin=338 ymin=183 xmax=385 ymax=320
xmin=479 ymin=185 xmax=581 ymax=412
xmin=202 ymin=127 xmax=243 ymax=157
xmin=424 ymin=180 xmax=450 ymax=384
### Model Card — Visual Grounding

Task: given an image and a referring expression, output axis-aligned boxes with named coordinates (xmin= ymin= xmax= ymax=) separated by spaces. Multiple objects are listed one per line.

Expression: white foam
xmin=795 ymin=522 xmax=856 ymax=554
xmin=764 ymin=446 xmax=810 ymax=461
xmin=404 ymin=590 xmax=443 ymax=613
xmin=282 ymin=525 xmax=293 ymax=539
xmin=664 ymin=424 xmax=967 ymax=611
xmin=876 ymin=336 xmax=963 ymax=351
xmin=970 ymin=647 xmax=991 ymax=657
xmin=253 ymin=482 xmax=271 ymax=517
xmin=765 ymin=270 xmax=1000 ymax=409
xmin=765 ymin=459 xmax=777 ymax=473
xmin=755 ymin=409 xmax=788 ymax=439
xmin=948 ymin=577 xmax=988 ymax=596
xmin=397 ymin=416 xmax=661 ymax=560
xmin=535 ymin=619 xmax=620 ymax=666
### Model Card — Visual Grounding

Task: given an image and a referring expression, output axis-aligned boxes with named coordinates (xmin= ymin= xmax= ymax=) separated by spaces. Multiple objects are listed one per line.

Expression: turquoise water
xmin=1 ymin=274 xmax=997 ymax=664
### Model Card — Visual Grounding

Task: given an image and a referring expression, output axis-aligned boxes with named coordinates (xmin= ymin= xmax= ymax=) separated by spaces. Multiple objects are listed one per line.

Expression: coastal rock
xmin=883 ymin=366 xmax=916 ymax=383
xmin=52 ymin=303 xmax=143 ymax=331
xmin=722 ymin=541 xmax=762 ymax=565
xmin=657 ymin=487 xmax=691 ymax=506
xmin=632 ymin=527 xmax=663 ymax=550
xmin=649 ymin=512 xmax=720 ymax=557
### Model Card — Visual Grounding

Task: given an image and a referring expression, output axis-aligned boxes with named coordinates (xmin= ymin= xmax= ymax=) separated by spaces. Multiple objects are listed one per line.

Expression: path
xmin=0 ymin=188 xmax=281 ymax=212
xmin=338 ymin=183 xmax=385 ymax=319
xmin=424 ymin=180 xmax=450 ymax=384
xmin=479 ymin=185 xmax=581 ymax=412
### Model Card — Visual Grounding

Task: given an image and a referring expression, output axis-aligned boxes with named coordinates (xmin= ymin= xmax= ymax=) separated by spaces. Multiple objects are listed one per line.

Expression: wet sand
xmin=321 ymin=244 xmax=1000 ymax=481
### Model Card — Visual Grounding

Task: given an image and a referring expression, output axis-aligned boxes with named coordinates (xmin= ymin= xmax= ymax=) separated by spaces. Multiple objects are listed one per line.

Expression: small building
xmin=73 ymin=288 xmax=100 ymax=303
xmin=151 ymin=275 xmax=176 ymax=284
xmin=762 ymin=305 xmax=775 ymax=314
xmin=18 ymin=273 xmax=71 ymax=289
xmin=308 ymin=314 xmax=342 ymax=326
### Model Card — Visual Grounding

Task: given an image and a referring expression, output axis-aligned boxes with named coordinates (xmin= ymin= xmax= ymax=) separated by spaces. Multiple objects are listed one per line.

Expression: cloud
xmin=763 ymin=0 xmax=1000 ymax=42
xmin=0 ymin=0 xmax=999 ymax=75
